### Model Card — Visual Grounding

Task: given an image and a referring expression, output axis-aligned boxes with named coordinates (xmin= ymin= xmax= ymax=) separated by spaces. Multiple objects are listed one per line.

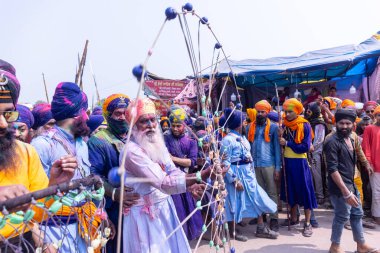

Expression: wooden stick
xmin=75 ymin=40 xmax=89 ymax=90
xmin=90 ymin=61 xmax=101 ymax=104
xmin=42 ymin=73 xmax=49 ymax=104
xmin=275 ymin=83 xmax=291 ymax=231
xmin=0 ymin=175 xmax=103 ymax=212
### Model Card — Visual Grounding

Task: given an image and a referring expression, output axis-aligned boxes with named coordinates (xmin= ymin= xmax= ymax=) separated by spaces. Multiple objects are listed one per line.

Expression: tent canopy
xmin=215 ymin=32 xmax=380 ymax=89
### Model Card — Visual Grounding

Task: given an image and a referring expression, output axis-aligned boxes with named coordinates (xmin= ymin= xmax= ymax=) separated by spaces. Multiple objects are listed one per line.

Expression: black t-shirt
xmin=324 ymin=133 xmax=357 ymax=197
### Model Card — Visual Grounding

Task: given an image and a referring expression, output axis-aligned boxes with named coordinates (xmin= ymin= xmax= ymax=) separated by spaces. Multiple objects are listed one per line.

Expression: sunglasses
xmin=0 ymin=111 xmax=19 ymax=123
xmin=366 ymin=110 xmax=374 ymax=114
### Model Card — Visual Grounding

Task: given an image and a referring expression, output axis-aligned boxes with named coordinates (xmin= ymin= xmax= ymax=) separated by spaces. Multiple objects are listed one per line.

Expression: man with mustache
xmin=11 ymin=104 xmax=35 ymax=143
xmin=31 ymin=103 xmax=56 ymax=139
xmin=31 ymin=82 xmax=91 ymax=252
xmin=248 ymin=100 xmax=281 ymax=232
xmin=121 ymin=98 xmax=209 ymax=253
xmin=0 ymin=60 xmax=77 ymax=251
xmin=88 ymin=94 xmax=139 ymax=253
xmin=362 ymin=105 xmax=380 ymax=226
xmin=324 ymin=109 xmax=378 ymax=253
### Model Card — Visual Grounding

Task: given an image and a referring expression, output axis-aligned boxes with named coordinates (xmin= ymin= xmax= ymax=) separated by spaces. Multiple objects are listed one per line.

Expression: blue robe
xmin=221 ymin=130 xmax=277 ymax=223
xmin=280 ymin=122 xmax=317 ymax=210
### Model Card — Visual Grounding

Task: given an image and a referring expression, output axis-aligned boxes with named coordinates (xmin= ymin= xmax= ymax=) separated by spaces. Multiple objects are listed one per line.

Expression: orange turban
xmin=341 ymin=99 xmax=355 ymax=109
xmin=283 ymin=98 xmax=303 ymax=115
xmin=247 ymin=107 xmax=271 ymax=143
xmin=255 ymin=100 xmax=271 ymax=113
xmin=374 ymin=105 xmax=380 ymax=115
xmin=125 ymin=98 xmax=156 ymax=124
xmin=246 ymin=108 xmax=257 ymax=122
xmin=324 ymin=97 xmax=337 ymax=110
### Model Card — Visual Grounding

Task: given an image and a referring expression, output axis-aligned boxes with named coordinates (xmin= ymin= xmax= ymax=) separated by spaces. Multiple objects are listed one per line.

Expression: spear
xmin=90 ymin=61 xmax=101 ymax=104
xmin=75 ymin=40 xmax=89 ymax=90
xmin=42 ymin=73 xmax=50 ymax=104
xmin=275 ymin=83 xmax=290 ymax=231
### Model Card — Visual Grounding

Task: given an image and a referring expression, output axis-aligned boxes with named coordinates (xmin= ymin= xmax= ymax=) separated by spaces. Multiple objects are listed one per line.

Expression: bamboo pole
xmin=42 ymin=73 xmax=50 ymax=104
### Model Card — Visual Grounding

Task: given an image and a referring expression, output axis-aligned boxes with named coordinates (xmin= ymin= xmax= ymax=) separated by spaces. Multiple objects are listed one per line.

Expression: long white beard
xmin=132 ymin=125 xmax=170 ymax=164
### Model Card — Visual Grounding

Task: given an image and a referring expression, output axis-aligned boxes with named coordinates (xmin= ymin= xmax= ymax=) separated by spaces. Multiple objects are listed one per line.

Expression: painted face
xmin=171 ymin=123 xmax=185 ymax=137
xmin=12 ymin=122 xmax=29 ymax=142
xmin=136 ymin=113 xmax=157 ymax=132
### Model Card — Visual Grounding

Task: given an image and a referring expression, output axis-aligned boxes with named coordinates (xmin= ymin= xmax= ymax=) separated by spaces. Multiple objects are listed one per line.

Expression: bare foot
xmin=329 ymin=244 xmax=344 ymax=253
xmin=357 ymin=243 xmax=379 ymax=253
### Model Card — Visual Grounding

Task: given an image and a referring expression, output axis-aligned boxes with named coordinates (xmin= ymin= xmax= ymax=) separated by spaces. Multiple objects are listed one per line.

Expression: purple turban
xmin=32 ymin=103 xmax=53 ymax=130
xmin=268 ymin=111 xmax=279 ymax=123
xmin=92 ymin=106 xmax=102 ymax=115
xmin=0 ymin=60 xmax=20 ymax=106
xmin=15 ymin=104 xmax=35 ymax=129
xmin=87 ymin=115 xmax=105 ymax=134
xmin=51 ymin=82 xmax=88 ymax=121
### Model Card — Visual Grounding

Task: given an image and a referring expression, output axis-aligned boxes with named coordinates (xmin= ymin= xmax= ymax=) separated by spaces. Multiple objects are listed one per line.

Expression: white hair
xmin=131 ymin=124 xmax=170 ymax=164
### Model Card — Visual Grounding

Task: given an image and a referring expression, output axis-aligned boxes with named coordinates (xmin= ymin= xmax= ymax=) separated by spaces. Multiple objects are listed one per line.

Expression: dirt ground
xmin=191 ymin=208 xmax=380 ymax=253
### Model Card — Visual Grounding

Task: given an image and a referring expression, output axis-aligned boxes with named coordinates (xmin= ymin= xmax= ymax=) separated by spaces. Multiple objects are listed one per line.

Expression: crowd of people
xmin=0 ymin=58 xmax=380 ymax=253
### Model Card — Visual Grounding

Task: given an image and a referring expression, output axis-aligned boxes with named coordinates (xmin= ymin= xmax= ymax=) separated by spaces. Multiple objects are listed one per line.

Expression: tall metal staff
xmin=274 ymin=83 xmax=290 ymax=231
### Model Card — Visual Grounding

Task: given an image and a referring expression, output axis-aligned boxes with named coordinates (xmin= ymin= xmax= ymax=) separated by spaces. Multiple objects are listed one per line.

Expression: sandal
xmin=355 ymin=248 xmax=379 ymax=253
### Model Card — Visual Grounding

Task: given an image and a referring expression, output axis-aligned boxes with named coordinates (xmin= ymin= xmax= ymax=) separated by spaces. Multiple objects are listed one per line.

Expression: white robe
xmin=120 ymin=141 xmax=191 ymax=253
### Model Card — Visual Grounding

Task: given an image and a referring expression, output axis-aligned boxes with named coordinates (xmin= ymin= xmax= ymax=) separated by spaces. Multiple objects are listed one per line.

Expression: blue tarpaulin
xmin=215 ymin=32 xmax=380 ymax=89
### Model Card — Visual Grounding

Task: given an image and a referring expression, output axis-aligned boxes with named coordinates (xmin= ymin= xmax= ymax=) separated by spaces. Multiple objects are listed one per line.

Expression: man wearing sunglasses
xmin=363 ymin=101 xmax=379 ymax=121
xmin=0 ymin=60 xmax=78 ymax=250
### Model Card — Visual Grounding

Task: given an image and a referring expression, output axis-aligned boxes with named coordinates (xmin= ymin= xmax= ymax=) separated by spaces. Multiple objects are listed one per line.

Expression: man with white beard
xmin=121 ymin=98 xmax=209 ymax=253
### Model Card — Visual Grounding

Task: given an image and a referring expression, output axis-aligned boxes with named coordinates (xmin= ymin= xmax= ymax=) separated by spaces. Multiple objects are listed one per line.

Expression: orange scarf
xmin=283 ymin=116 xmax=313 ymax=144
xmin=45 ymin=199 xmax=102 ymax=251
xmin=248 ymin=118 xmax=271 ymax=143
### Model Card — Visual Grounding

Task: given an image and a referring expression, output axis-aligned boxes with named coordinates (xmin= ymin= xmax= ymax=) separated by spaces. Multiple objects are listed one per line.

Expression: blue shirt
xmin=31 ymin=126 xmax=91 ymax=180
xmin=250 ymin=121 xmax=281 ymax=171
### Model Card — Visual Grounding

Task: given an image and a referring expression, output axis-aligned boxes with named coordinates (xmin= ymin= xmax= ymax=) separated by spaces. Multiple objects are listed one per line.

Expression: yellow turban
xmin=341 ymin=99 xmax=355 ymax=109
xmin=125 ymin=98 xmax=156 ymax=124
xmin=283 ymin=98 xmax=303 ymax=115
xmin=255 ymin=100 xmax=271 ymax=113
xmin=374 ymin=105 xmax=380 ymax=116
xmin=169 ymin=107 xmax=186 ymax=124
xmin=246 ymin=108 xmax=257 ymax=122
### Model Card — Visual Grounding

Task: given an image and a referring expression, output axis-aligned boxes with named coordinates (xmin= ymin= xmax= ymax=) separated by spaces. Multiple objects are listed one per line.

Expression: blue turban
xmin=15 ymin=104 xmax=34 ymax=129
xmin=92 ymin=106 xmax=102 ymax=115
xmin=32 ymin=103 xmax=53 ymax=130
xmin=268 ymin=111 xmax=279 ymax=123
xmin=0 ymin=60 xmax=20 ymax=106
xmin=51 ymin=82 xmax=88 ymax=121
xmin=87 ymin=115 xmax=105 ymax=134
xmin=222 ymin=107 xmax=244 ymax=130
xmin=218 ymin=115 xmax=226 ymax=128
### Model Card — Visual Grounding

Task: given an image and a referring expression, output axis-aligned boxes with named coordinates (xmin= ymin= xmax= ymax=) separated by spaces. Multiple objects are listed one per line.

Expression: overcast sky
xmin=1 ymin=0 xmax=379 ymax=105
